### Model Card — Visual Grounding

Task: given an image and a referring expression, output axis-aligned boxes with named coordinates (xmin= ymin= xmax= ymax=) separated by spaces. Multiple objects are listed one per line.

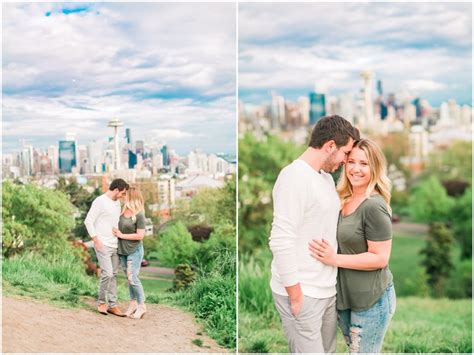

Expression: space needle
xmin=107 ymin=118 xmax=123 ymax=171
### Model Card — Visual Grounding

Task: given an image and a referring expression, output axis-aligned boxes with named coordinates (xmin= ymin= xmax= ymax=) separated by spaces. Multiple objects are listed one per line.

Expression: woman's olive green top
xmin=336 ymin=194 xmax=393 ymax=312
xmin=117 ymin=212 xmax=146 ymax=256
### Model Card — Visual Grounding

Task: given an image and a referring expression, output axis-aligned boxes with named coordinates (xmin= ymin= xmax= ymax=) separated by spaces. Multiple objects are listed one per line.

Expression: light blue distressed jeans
xmin=119 ymin=244 xmax=145 ymax=304
xmin=338 ymin=283 xmax=396 ymax=353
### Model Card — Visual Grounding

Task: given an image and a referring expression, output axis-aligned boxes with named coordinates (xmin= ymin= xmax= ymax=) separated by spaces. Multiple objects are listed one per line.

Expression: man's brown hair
xmin=308 ymin=115 xmax=360 ymax=149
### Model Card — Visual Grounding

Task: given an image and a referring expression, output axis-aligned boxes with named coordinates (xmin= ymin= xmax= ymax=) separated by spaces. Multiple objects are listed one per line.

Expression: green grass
xmin=239 ymin=233 xmax=472 ymax=353
xmin=3 ymin=253 xmax=99 ymax=308
xmin=390 ymin=235 xmax=430 ymax=296
xmin=239 ymin=297 xmax=472 ymax=353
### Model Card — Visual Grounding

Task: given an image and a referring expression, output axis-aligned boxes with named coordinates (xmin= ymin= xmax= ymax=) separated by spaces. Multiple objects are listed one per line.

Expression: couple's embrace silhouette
xmin=270 ymin=115 xmax=396 ymax=353
xmin=85 ymin=179 xmax=147 ymax=319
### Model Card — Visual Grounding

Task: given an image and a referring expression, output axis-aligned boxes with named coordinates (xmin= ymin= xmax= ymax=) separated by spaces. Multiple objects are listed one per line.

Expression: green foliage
xmin=56 ymin=176 xmax=101 ymax=239
xmin=173 ymin=271 xmax=236 ymax=349
xmin=193 ymin=223 xmax=235 ymax=275
xmin=408 ymin=176 xmax=454 ymax=223
xmin=247 ymin=339 xmax=270 ymax=353
xmin=191 ymin=339 xmax=203 ymax=347
xmin=3 ymin=250 xmax=97 ymax=302
xmin=449 ymin=188 xmax=472 ymax=259
xmin=174 ymin=177 xmax=236 ymax=227
xmin=423 ymin=140 xmax=472 ymax=183
xmin=420 ymin=223 xmax=455 ymax=297
xmin=2 ymin=181 xmax=75 ymax=257
xmin=157 ymin=221 xmax=199 ymax=267
xmin=142 ymin=235 xmax=159 ymax=260
xmin=172 ymin=263 xmax=196 ymax=291
xmin=445 ymin=259 xmax=472 ymax=299
xmin=239 ymin=251 xmax=275 ymax=321
xmin=239 ymin=133 xmax=304 ymax=252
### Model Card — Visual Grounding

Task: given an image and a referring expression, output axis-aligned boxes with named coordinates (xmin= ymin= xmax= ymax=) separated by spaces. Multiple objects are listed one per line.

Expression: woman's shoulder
xmin=362 ymin=194 xmax=390 ymax=214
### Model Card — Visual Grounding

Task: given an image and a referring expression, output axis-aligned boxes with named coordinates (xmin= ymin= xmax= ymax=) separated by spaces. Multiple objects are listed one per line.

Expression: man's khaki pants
xmin=273 ymin=292 xmax=337 ymax=353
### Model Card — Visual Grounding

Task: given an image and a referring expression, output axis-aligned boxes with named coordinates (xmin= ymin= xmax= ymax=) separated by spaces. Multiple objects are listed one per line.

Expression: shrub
xmin=172 ymin=263 xmax=196 ymax=291
xmin=445 ymin=259 xmax=472 ymax=299
xmin=2 ymin=181 xmax=75 ymax=257
xmin=142 ymin=235 xmax=159 ymax=260
xmin=157 ymin=221 xmax=199 ymax=266
xmin=420 ymin=222 xmax=455 ymax=297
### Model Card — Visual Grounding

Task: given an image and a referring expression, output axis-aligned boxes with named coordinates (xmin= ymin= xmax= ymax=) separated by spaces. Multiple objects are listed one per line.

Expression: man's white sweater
xmin=269 ymin=159 xmax=340 ymax=299
xmin=84 ymin=194 xmax=121 ymax=248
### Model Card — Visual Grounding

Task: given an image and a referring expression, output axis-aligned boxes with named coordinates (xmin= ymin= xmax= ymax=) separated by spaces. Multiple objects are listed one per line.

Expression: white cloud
xmin=239 ymin=3 xmax=471 ymax=104
xmin=2 ymin=2 xmax=236 ymax=153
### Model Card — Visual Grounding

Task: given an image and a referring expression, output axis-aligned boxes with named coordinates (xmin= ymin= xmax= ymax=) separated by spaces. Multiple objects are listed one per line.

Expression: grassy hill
xmin=238 ymin=228 xmax=472 ymax=353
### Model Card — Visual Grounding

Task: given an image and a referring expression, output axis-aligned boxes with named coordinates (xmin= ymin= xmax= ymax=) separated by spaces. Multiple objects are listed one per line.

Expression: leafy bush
xmin=420 ymin=222 xmax=455 ymax=297
xmin=157 ymin=221 xmax=199 ymax=267
xmin=408 ymin=177 xmax=454 ymax=223
xmin=2 ymin=181 xmax=75 ymax=258
xmin=142 ymin=235 xmax=159 ymax=260
xmin=173 ymin=271 xmax=236 ymax=349
xmin=445 ymin=259 xmax=472 ymax=299
xmin=449 ymin=187 xmax=472 ymax=260
xmin=172 ymin=263 xmax=196 ymax=291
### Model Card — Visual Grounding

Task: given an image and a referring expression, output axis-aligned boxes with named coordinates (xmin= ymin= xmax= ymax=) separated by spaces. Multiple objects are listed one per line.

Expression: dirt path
xmin=2 ymin=296 xmax=227 ymax=353
xmin=392 ymin=222 xmax=429 ymax=237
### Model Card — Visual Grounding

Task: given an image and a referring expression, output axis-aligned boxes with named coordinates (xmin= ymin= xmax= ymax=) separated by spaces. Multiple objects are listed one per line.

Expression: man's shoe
xmin=107 ymin=306 xmax=126 ymax=317
xmin=97 ymin=304 xmax=108 ymax=315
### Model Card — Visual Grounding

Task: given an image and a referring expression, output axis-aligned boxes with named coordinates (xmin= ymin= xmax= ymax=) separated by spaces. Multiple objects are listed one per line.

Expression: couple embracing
xmin=85 ymin=179 xmax=147 ymax=319
xmin=270 ymin=115 xmax=396 ymax=353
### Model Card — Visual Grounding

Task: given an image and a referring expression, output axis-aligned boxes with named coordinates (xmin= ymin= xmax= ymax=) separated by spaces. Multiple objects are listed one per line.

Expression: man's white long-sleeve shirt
xmin=269 ymin=159 xmax=340 ymax=299
xmin=84 ymin=194 xmax=121 ymax=248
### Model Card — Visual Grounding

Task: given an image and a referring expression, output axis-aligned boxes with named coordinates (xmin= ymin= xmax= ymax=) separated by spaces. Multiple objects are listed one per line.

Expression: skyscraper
xmin=128 ymin=150 xmax=137 ymax=169
xmin=125 ymin=128 xmax=132 ymax=145
xmin=309 ymin=92 xmax=326 ymax=124
xmin=58 ymin=140 xmax=77 ymax=173
xmin=161 ymin=144 xmax=169 ymax=166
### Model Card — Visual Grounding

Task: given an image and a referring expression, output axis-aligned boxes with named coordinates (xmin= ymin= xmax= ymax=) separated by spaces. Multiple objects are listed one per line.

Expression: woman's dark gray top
xmin=117 ymin=212 xmax=146 ymax=256
xmin=336 ymin=194 xmax=393 ymax=312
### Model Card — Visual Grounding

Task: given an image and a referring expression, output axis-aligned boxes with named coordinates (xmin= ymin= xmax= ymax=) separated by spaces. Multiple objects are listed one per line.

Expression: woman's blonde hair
xmin=336 ymin=138 xmax=392 ymax=214
xmin=122 ymin=186 xmax=145 ymax=222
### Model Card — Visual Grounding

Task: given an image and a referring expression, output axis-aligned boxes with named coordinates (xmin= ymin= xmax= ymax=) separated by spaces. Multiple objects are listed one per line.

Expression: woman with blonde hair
xmin=309 ymin=138 xmax=396 ymax=353
xmin=112 ymin=186 xmax=147 ymax=319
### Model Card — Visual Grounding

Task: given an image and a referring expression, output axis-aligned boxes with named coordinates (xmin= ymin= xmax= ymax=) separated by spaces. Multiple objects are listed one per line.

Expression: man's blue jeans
xmin=338 ymin=283 xmax=396 ymax=353
xmin=119 ymin=244 xmax=145 ymax=304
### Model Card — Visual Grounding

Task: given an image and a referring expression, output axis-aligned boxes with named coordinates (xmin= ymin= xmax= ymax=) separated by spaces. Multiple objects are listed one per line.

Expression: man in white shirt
xmin=85 ymin=178 xmax=129 ymax=316
xmin=269 ymin=115 xmax=359 ymax=353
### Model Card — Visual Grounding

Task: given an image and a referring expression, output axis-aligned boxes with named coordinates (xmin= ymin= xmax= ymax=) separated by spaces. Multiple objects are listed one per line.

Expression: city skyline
xmin=239 ymin=3 xmax=472 ymax=107
xmin=3 ymin=2 xmax=236 ymax=155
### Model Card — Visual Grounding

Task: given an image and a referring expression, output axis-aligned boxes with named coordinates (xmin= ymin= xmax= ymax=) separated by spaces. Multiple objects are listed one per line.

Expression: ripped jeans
xmin=119 ymin=245 xmax=145 ymax=305
xmin=338 ymin=283 xmax=396 ymax=353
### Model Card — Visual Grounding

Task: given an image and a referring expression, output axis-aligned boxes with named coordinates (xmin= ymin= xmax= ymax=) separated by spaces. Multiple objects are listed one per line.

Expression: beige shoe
xmin=132 ymin=305 xmax=146 ymax=319
xmin=125 ymin=302 xmax=138 ymax=317
xmin=97 ymin=303 xmax=108 ymax=315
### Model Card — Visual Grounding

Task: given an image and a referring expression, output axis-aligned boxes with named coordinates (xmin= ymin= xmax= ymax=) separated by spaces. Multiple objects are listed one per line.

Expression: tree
xmin=423 ymin=140 xmax=472 ymax=184
xmin=408 ymin=176 xmax=454 ymax=223
xmin=56 ymin=176 xmax=101 ymax=239
xmin=238 ymin=133 xmax=304 ymax=253
xmin=420 ymin=222 xmax=455 ymax=297
xmin=449 ymin=188 xmax=472 ymax=260
xmin=2 ymin=181 xmax=75 ymax=258
xmin=157 ymin=221 xmax=199 ymax=266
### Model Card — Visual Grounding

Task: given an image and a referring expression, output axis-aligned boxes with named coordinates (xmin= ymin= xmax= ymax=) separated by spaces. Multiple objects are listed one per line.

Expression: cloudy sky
xmin=3 ymin=2 xmax=236 ymax=155
xmin=239 ymin=2 xmax=472 ymax=107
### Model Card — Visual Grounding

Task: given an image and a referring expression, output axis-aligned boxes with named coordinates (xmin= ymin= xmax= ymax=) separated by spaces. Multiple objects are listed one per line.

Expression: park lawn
xmin=116 ymin=274 xmax=173 ymax=295
xmin=239 ymin=297 xmax=472 ymax=353
xmin=239 ymin=230 xmax=471 ymax=353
